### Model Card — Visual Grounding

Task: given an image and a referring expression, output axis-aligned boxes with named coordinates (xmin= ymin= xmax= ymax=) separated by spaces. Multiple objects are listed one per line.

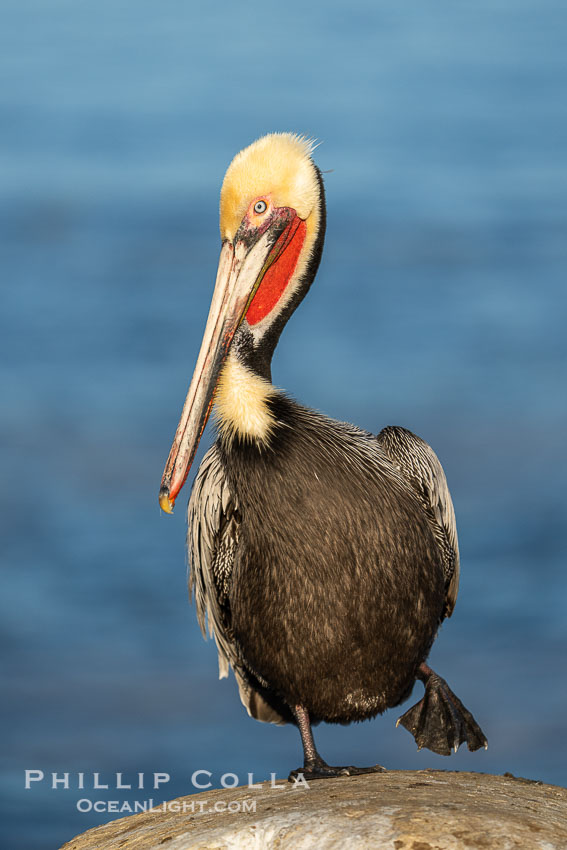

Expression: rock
xmin=61 ymin=770 xmax=567 ymax=850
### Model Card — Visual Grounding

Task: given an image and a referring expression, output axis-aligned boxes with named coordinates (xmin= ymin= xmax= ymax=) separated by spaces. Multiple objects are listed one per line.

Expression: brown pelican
xmin=159 ymin=133 xmax=487 ymax=779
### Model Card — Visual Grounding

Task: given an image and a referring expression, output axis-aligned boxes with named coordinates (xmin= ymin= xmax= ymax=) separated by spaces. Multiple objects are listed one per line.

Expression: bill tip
xmin=159 ymin=489 xmax=175 ymax=514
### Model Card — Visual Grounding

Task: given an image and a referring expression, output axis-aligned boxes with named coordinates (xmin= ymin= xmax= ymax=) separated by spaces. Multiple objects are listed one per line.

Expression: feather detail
xmin=213 ymin=354 xmax=276 ymax=446
xmin=187 ymin=444 xmax=286 ymax=724
xmin=376 ymin=425 xmax=460 ymax=618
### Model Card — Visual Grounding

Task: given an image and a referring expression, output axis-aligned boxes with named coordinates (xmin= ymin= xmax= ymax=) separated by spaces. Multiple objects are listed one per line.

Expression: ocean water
xmin=1 ymin=1 xmax=566 ymax=847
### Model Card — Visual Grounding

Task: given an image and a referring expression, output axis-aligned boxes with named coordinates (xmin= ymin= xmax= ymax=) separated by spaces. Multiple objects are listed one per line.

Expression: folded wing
xmin=187 ymin=445 xmax=286 ymax=723
xmin=376 ymin=426 xmax=460 ymax=618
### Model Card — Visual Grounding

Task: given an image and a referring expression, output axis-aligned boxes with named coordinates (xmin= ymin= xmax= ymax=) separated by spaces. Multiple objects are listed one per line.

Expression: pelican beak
xmin=159 ymin=214 xmax=298 ymax=513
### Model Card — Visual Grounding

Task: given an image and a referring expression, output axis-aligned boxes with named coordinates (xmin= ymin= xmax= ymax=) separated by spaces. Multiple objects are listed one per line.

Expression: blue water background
xmin=2 ymin=1 xmax=566 ymax=847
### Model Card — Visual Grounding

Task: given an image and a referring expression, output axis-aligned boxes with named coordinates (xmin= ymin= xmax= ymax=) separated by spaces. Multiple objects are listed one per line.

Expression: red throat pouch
xmin=246 ymin=219 xmax=307 ymax=326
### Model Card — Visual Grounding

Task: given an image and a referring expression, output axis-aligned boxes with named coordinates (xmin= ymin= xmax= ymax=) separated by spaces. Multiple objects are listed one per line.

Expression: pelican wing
xmin=187 ymin=445 xmax=286 ymax=724
xmin=376 ymin=426 xmax=460 ymax=618
xmin=187 ymin=444 xmax=239 ymax=678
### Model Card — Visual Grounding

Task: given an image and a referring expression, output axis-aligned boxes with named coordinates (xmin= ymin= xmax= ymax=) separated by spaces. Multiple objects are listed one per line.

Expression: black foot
xmin=289 ymin=703 xmax=385 ymax=782
xmin=397 ymin=668 xmax=488 ymax=756
xmin=288 ymin=761 xmax=386 ymax=782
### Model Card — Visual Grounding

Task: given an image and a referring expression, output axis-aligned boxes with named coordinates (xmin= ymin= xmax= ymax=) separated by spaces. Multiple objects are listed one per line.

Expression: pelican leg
xmin=288 ymin=705 xmax=385 ymax=781
xmin=397 ymin=662 xmax=488 ymax=756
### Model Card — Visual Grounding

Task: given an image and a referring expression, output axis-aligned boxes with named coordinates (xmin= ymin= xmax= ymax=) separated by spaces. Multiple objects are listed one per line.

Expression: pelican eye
xmin=253 ymin=200 xmax=267 ymax=215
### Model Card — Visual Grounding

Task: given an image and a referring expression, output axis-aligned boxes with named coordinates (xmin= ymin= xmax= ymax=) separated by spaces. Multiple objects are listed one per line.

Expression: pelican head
xmin=159 ymin=133 xmax=326 ymax=513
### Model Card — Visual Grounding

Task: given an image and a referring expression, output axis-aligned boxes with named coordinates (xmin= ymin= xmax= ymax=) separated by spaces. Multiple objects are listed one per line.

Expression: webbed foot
xmin=290 ymin=703 xmax=385 ymax=782
xmin=397 ymin=663 xmax=488 ymax=756
xmin=289 ymin=758 xmax=385 ymax=782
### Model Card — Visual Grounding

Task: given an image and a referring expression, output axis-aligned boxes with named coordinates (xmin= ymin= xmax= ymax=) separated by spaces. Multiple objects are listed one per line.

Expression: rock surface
xmin=61 ymin=770 xmax=567 ymax=850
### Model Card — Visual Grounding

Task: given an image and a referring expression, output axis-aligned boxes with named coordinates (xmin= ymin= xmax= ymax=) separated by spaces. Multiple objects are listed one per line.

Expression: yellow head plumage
xmin=219 ymin=133 xmax=322 ymax=245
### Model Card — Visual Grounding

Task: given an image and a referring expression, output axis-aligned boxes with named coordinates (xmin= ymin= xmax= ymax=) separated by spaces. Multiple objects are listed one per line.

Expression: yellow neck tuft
xmin=213 ymin=355 xmax=276 ymax=446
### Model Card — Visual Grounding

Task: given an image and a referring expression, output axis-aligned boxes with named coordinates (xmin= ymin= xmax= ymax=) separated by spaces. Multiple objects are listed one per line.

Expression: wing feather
xmin=188 ymin=445 xmax=238 ymax=677
xmin=187 ymin=445 xmax=286 ymax=724
xmin=377 ymin=426 xmax=460 ymax=618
